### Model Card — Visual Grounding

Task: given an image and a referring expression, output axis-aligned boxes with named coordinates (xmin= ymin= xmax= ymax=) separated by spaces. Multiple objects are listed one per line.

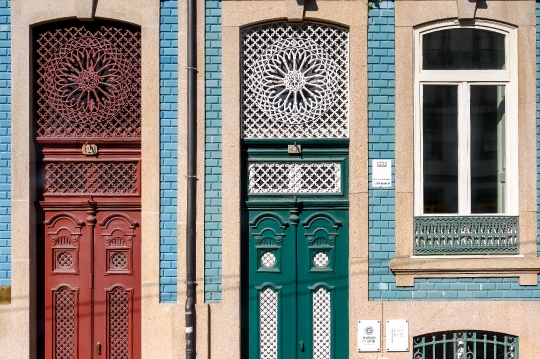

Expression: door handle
xmin=96 ymin=342 xmax=102 ymax=355
xmin=299 ymin=340 xmax=305 ymax=352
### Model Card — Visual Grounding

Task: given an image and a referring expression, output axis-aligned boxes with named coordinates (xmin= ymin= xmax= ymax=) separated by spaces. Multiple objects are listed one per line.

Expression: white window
xmin=414 ymin=21 xmax=518 ymax=216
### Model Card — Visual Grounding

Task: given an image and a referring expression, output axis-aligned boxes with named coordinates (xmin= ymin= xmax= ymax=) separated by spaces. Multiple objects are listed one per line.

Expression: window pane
xmin=423 ymin=85 xmax=458 ymax=214
xmin=423 ymin=29 xmax=505 ymax=70
xmin=470 ymin=85 xmax=505 ymax=213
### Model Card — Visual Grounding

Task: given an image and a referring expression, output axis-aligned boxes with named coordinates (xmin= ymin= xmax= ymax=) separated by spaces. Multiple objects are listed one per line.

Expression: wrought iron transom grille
xmin=413 ymin=331 xmax=518 ymax=359
xmin=44 ymin=162 xmax=138 ymax=194
xmin=35 ymin=22 xmax=141 ymax=138
xmin=313 ymin=288 xmax=331 ymax=359
xmin=241 ymin=21 xmax=349 ymax=139
xmin=248 ymin=162 xmax=341 ymax=194
xmin=260 ymin=288 xmax=278 ymax=359
xmin=414 ymin=216 xmax=519 ymax=255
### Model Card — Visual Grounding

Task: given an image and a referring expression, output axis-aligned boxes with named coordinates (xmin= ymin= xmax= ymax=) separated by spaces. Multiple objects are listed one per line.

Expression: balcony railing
xmin=414 ymin=216 xmax=519 ymax=255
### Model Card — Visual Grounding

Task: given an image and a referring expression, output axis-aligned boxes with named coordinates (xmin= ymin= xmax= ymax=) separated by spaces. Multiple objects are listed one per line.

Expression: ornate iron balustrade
xmin=413 ymin=331 xmax=517 ymax=359
xmin=414 ymin=216 xmax=518 ymax=255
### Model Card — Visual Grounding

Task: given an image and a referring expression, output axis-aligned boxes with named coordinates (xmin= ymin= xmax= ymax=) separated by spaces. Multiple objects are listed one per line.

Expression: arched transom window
xmin=241 ymin=21 xmax=349 ymax=139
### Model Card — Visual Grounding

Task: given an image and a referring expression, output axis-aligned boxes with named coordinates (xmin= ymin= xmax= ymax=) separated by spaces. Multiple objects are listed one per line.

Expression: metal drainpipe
xmin=185 ymin=0 xmax=197 ymax=356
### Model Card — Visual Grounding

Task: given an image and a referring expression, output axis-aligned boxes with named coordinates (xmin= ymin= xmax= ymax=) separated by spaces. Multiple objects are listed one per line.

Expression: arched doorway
xmin=240 ymin=21 xmax=350 ymax=358
xmin=34 ymin=20 xmax=142 ymax=358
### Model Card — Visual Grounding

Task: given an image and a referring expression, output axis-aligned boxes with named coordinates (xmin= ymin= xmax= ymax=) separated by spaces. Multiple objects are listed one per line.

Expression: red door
xmin=94 ymin=210 xmax=141 ymax=358
xmin=35 ymin=20 xmax=142 ymax=359
xmin=43 ymin=210 xmax=93 ymax=358
xmin=42 ymin=205 xmax=142 ymax=359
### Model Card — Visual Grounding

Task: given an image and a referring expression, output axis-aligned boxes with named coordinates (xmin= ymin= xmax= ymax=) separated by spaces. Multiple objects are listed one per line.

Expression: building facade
xmin=1 ymin=0 xmax=540 ymax=358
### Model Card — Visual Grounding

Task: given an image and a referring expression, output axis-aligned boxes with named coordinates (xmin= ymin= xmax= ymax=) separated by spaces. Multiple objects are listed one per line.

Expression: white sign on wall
xmin=372 ymin=159 xmax=392 ymax=187
xmin=358 ymin=320 xmax=381 ymax=352
xmin=386 ymin=320 xmax=409 ymax=352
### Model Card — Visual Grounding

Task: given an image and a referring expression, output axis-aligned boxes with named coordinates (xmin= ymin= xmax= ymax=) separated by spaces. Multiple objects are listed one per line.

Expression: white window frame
xmin=413 ymin=20 xmax=518 ymax=216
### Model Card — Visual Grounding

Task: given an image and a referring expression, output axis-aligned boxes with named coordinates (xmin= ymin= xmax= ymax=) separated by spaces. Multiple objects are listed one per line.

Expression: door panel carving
xmin=94 ymin=211 xmax=141 ymax=359
xmin=44 ymin=211 xmax=92 ymax=359
xmin=249 ymin=209 xmax=349 ymax=359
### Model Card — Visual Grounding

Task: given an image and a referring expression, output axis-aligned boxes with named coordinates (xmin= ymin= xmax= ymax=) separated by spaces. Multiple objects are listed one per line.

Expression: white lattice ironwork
xmin=261 ymin=252 xmax=277 ymax=268
xmin=313 ymin=252 xmax=329 ymax=268
xmin=249 ymin=162 xmax=341 ymax=194
xmin=260 ymin=288 xmax=278 ymax=359
xmin=242 ymin=22 xmax=349 ymax=138
xmin=313 ymin=288 xmax=331 ymax=359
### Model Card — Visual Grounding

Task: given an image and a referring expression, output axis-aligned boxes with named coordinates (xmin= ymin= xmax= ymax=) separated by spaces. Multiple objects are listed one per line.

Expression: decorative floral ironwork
xmin=36 ymin=23 xmax=141 ymax=138
xmin=253 ymin=38 xmax=339 ymax=125
xmin=242 ymin=22 xmax=349 ymax=138
xmin=44 ymin=36 xmax=132 ymax=123
xmin=414 ymin=216 xmax=519 ymax=255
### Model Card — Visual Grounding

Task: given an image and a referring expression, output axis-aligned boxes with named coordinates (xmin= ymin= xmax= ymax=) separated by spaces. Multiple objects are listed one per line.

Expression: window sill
xmin=390 ymin=256 xmax=540 ymax=286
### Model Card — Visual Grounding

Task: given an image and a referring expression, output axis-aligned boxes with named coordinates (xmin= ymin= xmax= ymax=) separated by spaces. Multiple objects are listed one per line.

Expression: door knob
xmin=299 ymin=340 xmax=305 ymax=352
xmin=96 ymin=342 xmax=102 ymax=355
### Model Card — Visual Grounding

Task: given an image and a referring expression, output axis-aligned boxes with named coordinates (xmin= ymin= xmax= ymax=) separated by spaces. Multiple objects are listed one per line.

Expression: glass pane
xmin=423 ymin=29 xmax=505 ymax=70
xmin=470 ymin=85 xmax=505 ymax=213
xmin=423 ymin=85 xmax=458 ymax=214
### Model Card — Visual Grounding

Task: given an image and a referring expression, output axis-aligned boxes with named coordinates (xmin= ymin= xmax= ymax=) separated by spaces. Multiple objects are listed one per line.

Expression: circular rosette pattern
xmin=252 ymin=38 xmax=339 ymax=125
xmin=43 ymin=36 xmax=133 ymax=124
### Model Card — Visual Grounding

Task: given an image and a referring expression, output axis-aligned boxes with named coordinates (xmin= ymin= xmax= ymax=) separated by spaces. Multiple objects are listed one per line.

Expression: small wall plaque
xmin=358 ymin=320 xmax=381 ymax=352
xmin=372 ymin=159 xmax=392 ymax=187
xmin=0 ymin=285 xmax=11 ymax=304
xmin=386 ymin=320 xmax=409 ymax=352
xmin=287 ymin=144 xmax=302 ymax=155
xmin=82 ymin=143 xmax=98 ymax=156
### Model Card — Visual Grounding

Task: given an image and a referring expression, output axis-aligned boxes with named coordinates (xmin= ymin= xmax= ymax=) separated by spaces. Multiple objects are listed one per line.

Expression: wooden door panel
xmin=44 ymin=211 xmax=92 ymax=359
xmin=248 ymin=208 xmax=349 ymax=359
xmin=94 ymin=211 xmax=141 ymax=359
xmin=248 ymin=210 xmax=296 ymax=359
xmin=297 ymin=209 xmax=349 ymax=359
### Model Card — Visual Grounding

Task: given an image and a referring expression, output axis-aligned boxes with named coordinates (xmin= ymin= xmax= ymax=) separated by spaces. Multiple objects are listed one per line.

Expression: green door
xmin=248 ymin=206 xmax=349 ymax=358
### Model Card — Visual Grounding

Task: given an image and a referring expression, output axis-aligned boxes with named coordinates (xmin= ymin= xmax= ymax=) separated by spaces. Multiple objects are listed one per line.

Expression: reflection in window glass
xmin=423 ymin=85 xmax=458 ymax=214
xmin=470 ymin=85 xmax=505 ymax=213
xmin=423 ymin=29 xmax=505 ymax=70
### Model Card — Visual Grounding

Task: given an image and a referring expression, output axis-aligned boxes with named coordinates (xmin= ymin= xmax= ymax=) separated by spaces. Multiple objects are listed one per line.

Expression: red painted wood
xmin=44 ymin=210 xmax=93 ymax=358
xmin=36 ymin=20 xmax=142 ymax=359
xmin=94 ymin=211 xmax=141 ymax=359
xmin=43 ymin=205 xmax=141 ymax=359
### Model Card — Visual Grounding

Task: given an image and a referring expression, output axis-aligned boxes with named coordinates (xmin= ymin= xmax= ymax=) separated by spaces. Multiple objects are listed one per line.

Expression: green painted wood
xmin=248 ymin=210 xmax=296 ymax=359
xmin=297 ymin=209 xmax=349 ymax=359
xmin=248 ymin=207 xmax=349 ymax=358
